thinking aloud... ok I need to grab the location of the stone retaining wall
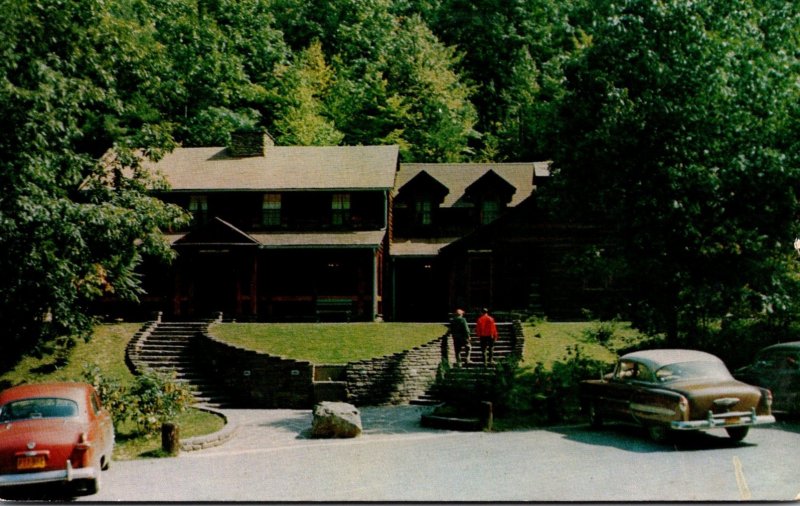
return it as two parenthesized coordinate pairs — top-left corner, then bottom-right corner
(193, 329), (448, 408)
(193, 332), (314, 408)
(344, 334), (447, 405)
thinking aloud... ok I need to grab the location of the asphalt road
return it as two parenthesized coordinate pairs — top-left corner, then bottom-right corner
(74, 405), (799, 502)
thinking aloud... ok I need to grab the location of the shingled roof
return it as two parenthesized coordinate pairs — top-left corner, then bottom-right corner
(394, 162), (547, 208)
(141, 144), (400, 191)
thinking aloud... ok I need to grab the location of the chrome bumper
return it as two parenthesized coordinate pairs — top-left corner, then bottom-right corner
(671, 407), (776, 431)
(0, 460), (98, 487)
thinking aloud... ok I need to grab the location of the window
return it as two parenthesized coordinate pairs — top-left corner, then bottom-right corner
(415, 199), (433, 226)
(262, 193), (282, 227)
(480, 199), (500, 225)
(189, 195), (208, 224)
(331, 193), (351, 226)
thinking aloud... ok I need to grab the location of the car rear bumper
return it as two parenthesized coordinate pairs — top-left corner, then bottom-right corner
(670, 408), (776, 431)
(0, 459), (98, 487)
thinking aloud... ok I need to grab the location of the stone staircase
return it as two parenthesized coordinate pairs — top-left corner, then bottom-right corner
(412, 322), (520, 406)
(126, 320), (227, 407)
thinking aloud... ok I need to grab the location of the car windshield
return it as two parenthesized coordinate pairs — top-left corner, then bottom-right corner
(654, 360), (733, 383)
(0, 398), (79, 421)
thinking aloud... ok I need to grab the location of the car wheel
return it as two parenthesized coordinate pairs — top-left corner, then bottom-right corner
(76, 475), (101, 496)
(647, 424), (670, 443)
(725, 426), (749, 442)
(101, 454), (110, 471)
(588, 402), (603, 429)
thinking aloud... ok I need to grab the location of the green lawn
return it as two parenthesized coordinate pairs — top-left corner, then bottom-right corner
(209, 322), (448, 363)
(0, 323), (224, 461)
(1, 319), (648, 457)
(521, 320), (647, 370)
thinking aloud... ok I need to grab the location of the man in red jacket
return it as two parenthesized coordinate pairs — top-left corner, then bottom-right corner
(476, 308), (499, 366)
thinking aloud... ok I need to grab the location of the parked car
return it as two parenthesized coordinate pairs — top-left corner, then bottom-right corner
(580, 349), (775, 443)
(734, 341), (800, 415)
(0, 382), (114, 496)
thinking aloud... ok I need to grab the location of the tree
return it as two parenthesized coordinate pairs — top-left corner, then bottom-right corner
(428, 0), (577, 160)
(544, 0), (800, 342)
(0, 0), (187, 364)
(271, 0), (477, 161)
(274, 42), (345, 146)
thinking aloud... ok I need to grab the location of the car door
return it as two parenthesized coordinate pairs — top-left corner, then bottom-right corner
(600, 360), (642, 422)
(767, 350), (800, 412)
(90, 390), (114, 460)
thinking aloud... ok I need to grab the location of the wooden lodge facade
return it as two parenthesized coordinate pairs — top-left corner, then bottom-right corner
(97, 132), (607, 322)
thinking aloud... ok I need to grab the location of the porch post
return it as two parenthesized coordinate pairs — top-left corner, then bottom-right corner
(372, 248), (379, 321)
(250, 253), (258, 315)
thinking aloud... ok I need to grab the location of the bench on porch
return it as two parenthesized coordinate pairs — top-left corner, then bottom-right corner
(315, 298), (354, 322)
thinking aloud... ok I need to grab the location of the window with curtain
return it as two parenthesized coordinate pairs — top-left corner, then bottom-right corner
(189, 195), (208, 224)
(262, 193), (282, 227)
(331, 193), (351, 226)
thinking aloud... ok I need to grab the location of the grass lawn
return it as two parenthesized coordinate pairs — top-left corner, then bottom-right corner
(0, 323), (225, 461)
(520, 320), (646, 370)
(209, 322), (448, 363)
(1, 318), (651, 456)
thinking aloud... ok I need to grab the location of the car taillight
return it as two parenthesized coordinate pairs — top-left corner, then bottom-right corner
(76, 432), (92, 451)
(678, 395), (689, 414)
(765, 389), (773, 408)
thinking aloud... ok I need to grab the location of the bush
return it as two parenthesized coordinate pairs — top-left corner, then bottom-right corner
(82, 364), (194, 435)
(128, 371), (195, 434)
(496, 345), (609, 425)
(434, 345), (610, 427)
(582, 320), (618, 345)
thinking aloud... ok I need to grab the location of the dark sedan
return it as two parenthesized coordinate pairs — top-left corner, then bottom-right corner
(581, 349), (775, 443)
(735, 341), (800, 415)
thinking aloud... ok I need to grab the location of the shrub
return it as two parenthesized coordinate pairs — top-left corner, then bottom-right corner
(82, 365), (194, 435)
(498, 345), (609, 425)
(582, 320), (618, 345)
(127, 371), (195, 434)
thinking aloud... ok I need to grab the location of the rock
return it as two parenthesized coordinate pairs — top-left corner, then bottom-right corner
(311, 401), (362, 438)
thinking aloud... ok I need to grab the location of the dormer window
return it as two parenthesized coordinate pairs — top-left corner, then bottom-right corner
(480, 198), (500, 225)
(262, 193), (282, 227)
(189, 195), (208, 225)
(415, 199), (433, 226)
(331, 193), (351, 226)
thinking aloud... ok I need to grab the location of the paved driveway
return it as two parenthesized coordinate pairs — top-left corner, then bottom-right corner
(194, 404), (442, 454)
(76, 406), (800, 502)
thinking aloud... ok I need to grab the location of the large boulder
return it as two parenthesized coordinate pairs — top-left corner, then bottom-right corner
(311, 401), (362, 438)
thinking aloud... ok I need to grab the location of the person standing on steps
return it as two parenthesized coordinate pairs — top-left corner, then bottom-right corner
(476, 308), (499, 366)
(448, 308), (471, 367)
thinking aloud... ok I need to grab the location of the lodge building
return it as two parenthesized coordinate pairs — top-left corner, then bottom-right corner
(100, 131), (607, 322)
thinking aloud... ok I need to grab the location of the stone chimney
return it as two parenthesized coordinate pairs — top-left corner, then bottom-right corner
(228, 130), (274, 157)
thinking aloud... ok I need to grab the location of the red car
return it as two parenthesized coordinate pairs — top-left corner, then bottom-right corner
(0, 382), (114, 496)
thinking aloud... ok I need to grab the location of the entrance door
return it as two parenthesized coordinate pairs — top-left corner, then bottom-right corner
(192, 252), (237, 317)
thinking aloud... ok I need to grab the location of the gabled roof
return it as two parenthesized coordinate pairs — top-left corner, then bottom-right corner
(395, 162), (545, 208)
(167, 220), (386, 250)
(464, 169), (517, 203)
(174, 217), (260, 247)
(394, 170), (450, 203)
(142, 144), (399, 191)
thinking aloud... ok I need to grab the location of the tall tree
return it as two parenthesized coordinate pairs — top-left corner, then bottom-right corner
(271, 0), (476, 161)
(544, 0), (800, 341)
(429, 0), (577, 160)
(274, 42), (345, 146)
(0, 0), (187, 363)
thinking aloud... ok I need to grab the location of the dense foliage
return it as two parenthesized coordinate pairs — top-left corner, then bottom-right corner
(1, 0), (798, 356)
(543, 0), (800, 344)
